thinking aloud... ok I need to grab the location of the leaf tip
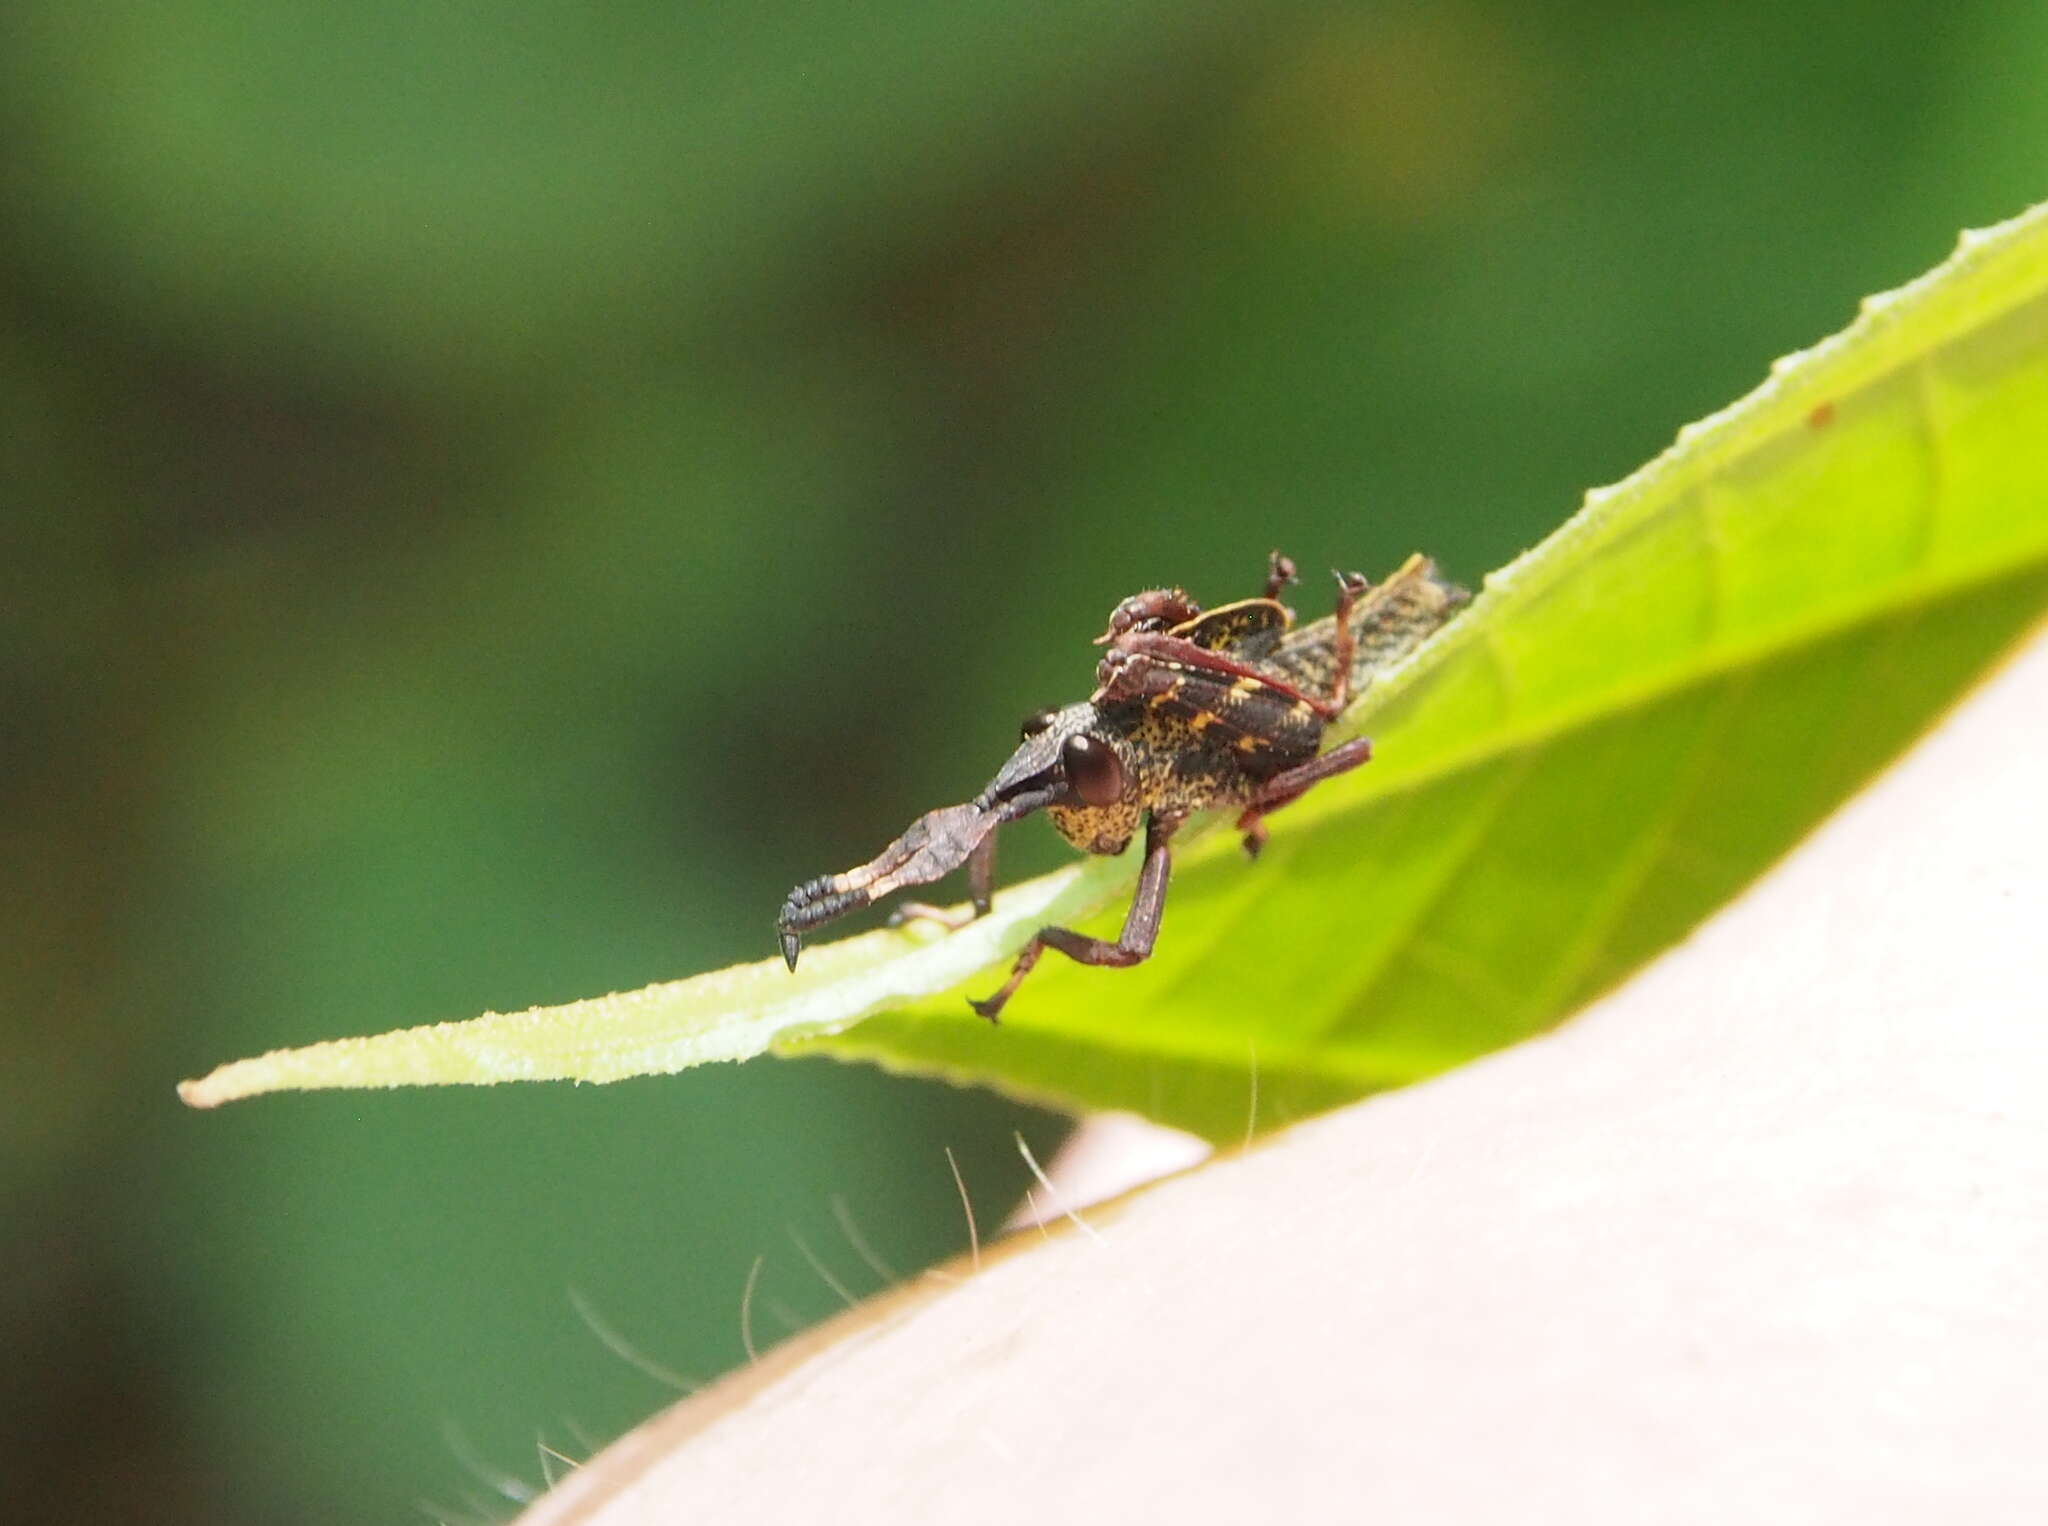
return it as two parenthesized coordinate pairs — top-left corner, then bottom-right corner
(178, 1056), (270, 1109)
(177, 1072), (227, 1109)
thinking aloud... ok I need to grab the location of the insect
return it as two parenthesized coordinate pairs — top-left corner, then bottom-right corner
(777, 551), (1469, 1020)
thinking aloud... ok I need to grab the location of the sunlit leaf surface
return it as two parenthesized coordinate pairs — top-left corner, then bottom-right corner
(184, 205), (2048, 1138)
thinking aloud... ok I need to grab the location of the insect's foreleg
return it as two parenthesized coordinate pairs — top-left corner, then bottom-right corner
(777, 801), (993, 970)
(969, 815), (1179, 1022)
(887, 830), (997, 933)
(1236, 738), (1372, 858)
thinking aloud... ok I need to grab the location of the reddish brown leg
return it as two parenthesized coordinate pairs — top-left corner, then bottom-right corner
(1236, 738), (1372, 858)
(1325, 570), (1373, 713)
(888, 831), (997, 932)
(969, 814), (1180, 1022)
(1262, 550), (1299, 601)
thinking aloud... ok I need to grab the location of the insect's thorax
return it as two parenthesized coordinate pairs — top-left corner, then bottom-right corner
(1043, 693), (1323, 856)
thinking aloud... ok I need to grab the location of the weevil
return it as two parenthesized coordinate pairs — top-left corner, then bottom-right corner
(777, 550), (1469, 1020)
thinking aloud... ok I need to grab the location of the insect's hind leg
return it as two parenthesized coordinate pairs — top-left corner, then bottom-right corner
(1235, 738), (1372, 858)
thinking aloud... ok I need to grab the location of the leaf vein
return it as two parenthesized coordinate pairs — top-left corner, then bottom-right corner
(1305, 749), (1541, 1043)
(1522, 669), (1756, 1020)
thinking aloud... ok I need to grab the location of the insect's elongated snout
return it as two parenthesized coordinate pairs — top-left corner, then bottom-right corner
(775, 800), (997, 970)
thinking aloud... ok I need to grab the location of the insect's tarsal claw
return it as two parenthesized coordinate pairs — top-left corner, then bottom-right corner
(779, 930), (803, 971)
(966, 994), (1003, 1025)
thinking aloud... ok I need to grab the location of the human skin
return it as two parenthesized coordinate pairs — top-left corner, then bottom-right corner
(523, 625), (2048, 1526)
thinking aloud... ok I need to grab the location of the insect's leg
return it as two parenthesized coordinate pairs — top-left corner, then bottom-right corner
(1262, 551), (1299, 602)
(887, 830), (997, 932)
(1324, 570), (1374, 713)
(1235, 738), (1372, 858)
(969, 815), (1180, 1023)
(778, 800), (996, 970)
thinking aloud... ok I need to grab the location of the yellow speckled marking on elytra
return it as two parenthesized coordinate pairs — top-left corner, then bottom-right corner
(1146, 676), (1186, 711)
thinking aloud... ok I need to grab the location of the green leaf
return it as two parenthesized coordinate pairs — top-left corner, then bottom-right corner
(182, 204), (2048, 1137)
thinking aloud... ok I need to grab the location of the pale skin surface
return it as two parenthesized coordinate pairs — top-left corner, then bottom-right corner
(522, 626), (2048, 1526)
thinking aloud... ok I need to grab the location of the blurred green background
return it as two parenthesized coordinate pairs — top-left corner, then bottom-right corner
(3, 1), (2043, 1519)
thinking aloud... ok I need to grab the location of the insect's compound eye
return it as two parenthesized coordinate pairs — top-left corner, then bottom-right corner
(1060, 733), (1126, 807)
(1020, 708), (1058, 740)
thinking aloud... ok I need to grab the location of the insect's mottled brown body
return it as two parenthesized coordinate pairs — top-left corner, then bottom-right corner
(778, 552), (1468, 1019)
